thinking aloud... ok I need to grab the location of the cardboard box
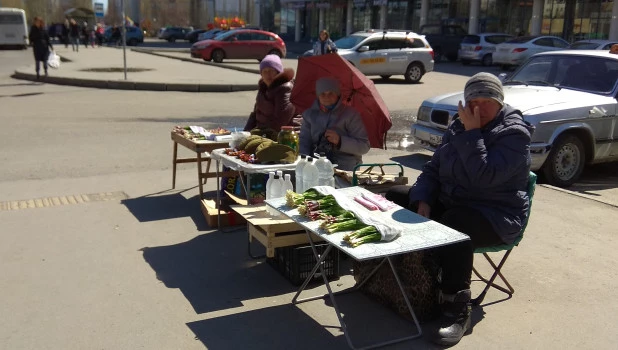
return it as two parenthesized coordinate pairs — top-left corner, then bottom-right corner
(201, 198), (246, 228)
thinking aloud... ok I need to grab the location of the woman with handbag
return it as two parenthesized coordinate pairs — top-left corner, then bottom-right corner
(28, 17), (53, 80)
(312, 29), (337, 56)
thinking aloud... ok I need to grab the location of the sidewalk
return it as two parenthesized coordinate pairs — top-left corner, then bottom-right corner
(12, 46), (261, 92)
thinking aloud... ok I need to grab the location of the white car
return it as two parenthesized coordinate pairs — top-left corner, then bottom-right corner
(411, 50), (618, 187)
(493, 35), (569, 69)
(331, 30), (435, 83)
(458, 33), (514, 66)
(569, 39), (618, 50)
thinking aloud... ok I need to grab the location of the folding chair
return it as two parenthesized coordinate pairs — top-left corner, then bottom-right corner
(471, 171), (537, 305)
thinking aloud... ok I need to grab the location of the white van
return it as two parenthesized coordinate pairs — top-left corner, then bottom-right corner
(0, 7), (28, 48)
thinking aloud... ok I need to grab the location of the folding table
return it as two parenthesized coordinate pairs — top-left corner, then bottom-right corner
(266, 186), (470, 350)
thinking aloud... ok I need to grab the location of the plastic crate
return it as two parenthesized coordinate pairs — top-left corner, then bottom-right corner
(267, 243), (339, 286)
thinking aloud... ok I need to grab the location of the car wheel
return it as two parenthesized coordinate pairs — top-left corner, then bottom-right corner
(380, 75), (391, 80)
(268, 49), (282, 57)
(481, 54), (492, 66)
(212, 49), (225, 63)
(404, 62), (424, 83)
(128, 38), (138, 46)
(170, 37), (176, 43)
(542, 134), (586, 187)
(461, 60), (471, 66)
(446, 54), (458, 62)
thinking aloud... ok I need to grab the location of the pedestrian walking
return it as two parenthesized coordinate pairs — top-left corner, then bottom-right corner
(82, 22), (90, 48)
(312, 29), (337, 56)
(69, 19), (80, 52)
(28, 16), (53, 80)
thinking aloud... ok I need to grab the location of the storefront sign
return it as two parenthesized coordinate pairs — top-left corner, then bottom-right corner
(373, 0), (388, 6)
(286, 2), (306, 9)
(354, 0), (367, 7)
(316, 2), (331, 9)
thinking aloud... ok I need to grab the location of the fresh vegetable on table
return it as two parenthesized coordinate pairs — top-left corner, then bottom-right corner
(343, 225), (381, 247)
(285, 189), (323, 207)
(323, 219), (367, 234)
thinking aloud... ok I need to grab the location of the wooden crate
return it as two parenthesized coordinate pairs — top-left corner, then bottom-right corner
(231, 204), (323, 258)
(201, 198), (246, 228)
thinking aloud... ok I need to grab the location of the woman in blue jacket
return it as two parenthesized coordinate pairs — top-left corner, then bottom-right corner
(386, 72), (534, 346)
(312, 29), (337, 55)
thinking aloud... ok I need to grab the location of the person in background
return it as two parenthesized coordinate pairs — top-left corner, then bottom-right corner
(609, 44), (618, 54)
(385, 72), (534, 346)
(62, 19), (70, 48)
(95, 24), (105, 47)
(28, 16), (53, 80)
(110, 26), (122, 47)
(81, 22), (90, 48)
(243, 54), (297, 133)
(298, 77), (370, 171)
(68, 18), (80, 52)
(312, 29), (337, 56)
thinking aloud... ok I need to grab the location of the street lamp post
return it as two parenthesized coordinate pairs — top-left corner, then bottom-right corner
(121, 0), (127, 80)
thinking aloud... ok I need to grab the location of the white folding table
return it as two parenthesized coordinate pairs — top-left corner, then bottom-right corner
(265, 186), (470, 350)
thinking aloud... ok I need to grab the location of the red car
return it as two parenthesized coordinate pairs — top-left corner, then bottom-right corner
(190, 29), (286, 63)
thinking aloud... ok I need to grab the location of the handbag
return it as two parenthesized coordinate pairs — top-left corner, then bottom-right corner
(47, 51), (60, 69)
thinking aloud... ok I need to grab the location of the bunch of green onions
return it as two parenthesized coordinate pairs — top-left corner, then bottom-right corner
(343, 226), (382, 247)
(285, 189), (323, 207)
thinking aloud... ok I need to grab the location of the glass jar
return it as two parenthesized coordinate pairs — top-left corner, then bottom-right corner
(277, 126), (299, 155)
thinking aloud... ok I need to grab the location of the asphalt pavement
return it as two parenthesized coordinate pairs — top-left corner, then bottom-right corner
(1, 47), (617, 350)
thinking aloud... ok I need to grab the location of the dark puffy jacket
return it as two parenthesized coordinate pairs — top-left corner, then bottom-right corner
(28, 25), (52, 61)
(243, 68), (297, 132)
(409, 105), (534, 244)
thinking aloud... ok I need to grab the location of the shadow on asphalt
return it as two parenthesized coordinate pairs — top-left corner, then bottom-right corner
(559, 162), (618, 193)
(391, 153), (432, 172)
(122, 192), (209, 231)
(187, 290), (444, 349)
(139, 229), (302, 314)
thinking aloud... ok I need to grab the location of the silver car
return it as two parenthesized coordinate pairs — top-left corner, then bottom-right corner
(493, 35), (569, 69)
(411, 50), (618, 187)
(458, 33), (514, 66)
(334, 30), (434, 83)
(569, 39), (618, 50)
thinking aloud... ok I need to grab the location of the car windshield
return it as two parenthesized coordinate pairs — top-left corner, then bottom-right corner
(213, 31), (232, 40)
(462, 35), (480, 44)
(505, 55), (618, 94)
(334, 35), (367, 49)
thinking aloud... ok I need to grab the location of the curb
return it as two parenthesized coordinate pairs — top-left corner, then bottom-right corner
(132, 48), (261, 75)
(11, 70), (258, 93)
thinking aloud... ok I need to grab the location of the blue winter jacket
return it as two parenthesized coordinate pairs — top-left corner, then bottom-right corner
(409, 105), (534, 244)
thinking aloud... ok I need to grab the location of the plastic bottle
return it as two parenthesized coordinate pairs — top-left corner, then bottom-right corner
(269, 174), (283, 217)
(302, 156), (319, 191)
(265, 171), (276, 215)
(283, 174), (294, 194)
(315, 153), (335, 187)
(295, 154), (308, 193)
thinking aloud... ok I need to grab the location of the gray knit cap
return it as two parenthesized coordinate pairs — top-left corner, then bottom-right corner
(316, 77), (341, 95)
(464, 72), (504, 105)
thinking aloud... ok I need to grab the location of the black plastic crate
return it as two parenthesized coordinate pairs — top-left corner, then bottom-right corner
(267, 243), (340, 286)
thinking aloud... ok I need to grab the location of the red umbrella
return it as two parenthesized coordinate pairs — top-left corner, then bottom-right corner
(290, 54), (392, 149)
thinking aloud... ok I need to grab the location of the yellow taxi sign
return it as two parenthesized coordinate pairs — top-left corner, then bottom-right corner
(360, 57), (387, 64)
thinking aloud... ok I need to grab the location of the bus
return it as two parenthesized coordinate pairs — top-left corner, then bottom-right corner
(0, 7), (28, 49)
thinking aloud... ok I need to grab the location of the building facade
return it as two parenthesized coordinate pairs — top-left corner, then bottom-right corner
(259, 0), (618, 42)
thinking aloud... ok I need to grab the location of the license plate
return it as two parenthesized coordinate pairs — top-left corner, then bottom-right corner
(429, 134), (442, 145)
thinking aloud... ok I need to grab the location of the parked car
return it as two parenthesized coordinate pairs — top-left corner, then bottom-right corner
(191, 29), (286, 63)
(185, 29), (208, 43)
(325, 30), (434, 83)
(197, 28), (227, 42)
(156, 27), (166, 39)
(103, 26), (144, 46)
(411, 50), (618, 187)
(493, 35), (569, 69)
(419, 24), (467, 62)
(160, 27), (191, 42)
(458, 33), (514, 66)
(569, 39), (618, 50)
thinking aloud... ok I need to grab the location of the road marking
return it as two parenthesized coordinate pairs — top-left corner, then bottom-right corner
(0, 191), (129, 211)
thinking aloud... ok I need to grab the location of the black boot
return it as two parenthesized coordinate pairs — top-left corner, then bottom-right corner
(433, 289), (472, 346)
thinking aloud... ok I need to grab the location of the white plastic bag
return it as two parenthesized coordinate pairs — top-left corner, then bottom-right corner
(47, 51), (60, 69)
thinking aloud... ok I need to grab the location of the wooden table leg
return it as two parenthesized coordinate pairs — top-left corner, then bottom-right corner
(202, 157), (212, 185)
(197, 151), (204, 199)
(172, 141), (178, 189)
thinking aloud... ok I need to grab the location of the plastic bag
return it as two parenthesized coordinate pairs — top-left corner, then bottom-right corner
(47, 51), (60, 69)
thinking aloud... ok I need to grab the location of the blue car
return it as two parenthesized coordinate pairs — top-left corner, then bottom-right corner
(104, 26), (144, 46)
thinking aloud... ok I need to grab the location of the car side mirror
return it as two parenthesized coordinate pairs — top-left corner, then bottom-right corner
(357, 45), (369, 52)
(498, 73), (508, 82)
